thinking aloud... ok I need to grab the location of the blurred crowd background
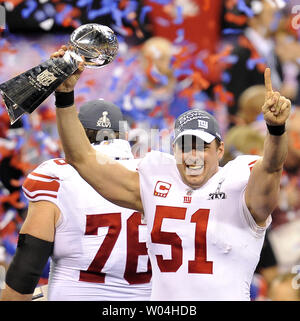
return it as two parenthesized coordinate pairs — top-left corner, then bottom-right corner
(0, 0), (300, 301)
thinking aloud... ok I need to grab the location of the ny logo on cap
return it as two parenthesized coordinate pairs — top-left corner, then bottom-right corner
(197, 120), (208, 129)
(97, 111), (111, 128)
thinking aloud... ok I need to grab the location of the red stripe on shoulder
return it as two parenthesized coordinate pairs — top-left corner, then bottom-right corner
(248, 160), (258, 172)
(248, 160), (257, 166)
(23, 177), (60, 193)
(23, 190), (57, 200)
(30, 172), (60, 180)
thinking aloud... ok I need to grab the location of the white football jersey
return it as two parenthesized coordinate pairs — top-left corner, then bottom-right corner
(138, 151), (271, 301)
(22, 140), (151, 301)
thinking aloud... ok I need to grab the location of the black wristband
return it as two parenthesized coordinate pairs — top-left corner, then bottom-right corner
(55, 91), (74, 108)
(266, 123), (286, 136)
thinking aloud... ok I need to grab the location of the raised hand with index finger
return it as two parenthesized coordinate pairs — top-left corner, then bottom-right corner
(262, 67), (291, 127)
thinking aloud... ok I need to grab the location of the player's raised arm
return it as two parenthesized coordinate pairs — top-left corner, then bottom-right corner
(245, 67), (291, 225)
(53, 47), (142, 212)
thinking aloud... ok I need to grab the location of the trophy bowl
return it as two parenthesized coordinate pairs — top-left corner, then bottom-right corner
(69, 23), (119, 69)
(0, 23), (119, 124)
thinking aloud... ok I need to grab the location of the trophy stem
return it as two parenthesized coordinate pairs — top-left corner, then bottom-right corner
(0, 51), (79, 125)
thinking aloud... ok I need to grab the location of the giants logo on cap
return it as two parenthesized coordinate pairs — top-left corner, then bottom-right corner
(197, 120), (208, 129)
(154, 181), (171, 198)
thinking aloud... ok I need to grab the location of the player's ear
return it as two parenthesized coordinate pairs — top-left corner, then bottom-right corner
(217, 141), (225, 161)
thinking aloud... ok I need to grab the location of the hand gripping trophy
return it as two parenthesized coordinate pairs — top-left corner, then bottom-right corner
(0, 24), (118, 124)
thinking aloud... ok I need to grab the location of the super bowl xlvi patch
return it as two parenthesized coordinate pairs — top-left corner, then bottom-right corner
(208, 178), (226, 200)
(97, 111), (111, 128)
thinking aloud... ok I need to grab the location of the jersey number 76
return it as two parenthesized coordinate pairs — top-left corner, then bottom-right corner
(79, 212), (151, 284)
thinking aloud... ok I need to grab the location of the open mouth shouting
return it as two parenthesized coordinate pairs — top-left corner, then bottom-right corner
(184, 160), (204, 176)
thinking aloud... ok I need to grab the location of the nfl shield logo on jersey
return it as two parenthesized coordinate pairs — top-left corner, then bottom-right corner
(154, 181), (171, 198)
(183, 189), (193, 203)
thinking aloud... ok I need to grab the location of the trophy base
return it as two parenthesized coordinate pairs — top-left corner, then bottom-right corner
(0, 91), (25, 124)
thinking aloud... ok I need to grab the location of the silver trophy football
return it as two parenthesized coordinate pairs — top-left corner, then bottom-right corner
(0, 23), (119, 124)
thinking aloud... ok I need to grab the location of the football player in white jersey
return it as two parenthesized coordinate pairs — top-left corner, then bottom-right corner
(0, 99), (151, 301)
(53, 47), (290, 300)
